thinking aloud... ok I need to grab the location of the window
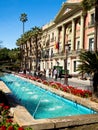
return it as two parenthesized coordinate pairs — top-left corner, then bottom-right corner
(77, 41), (80, 50)
(67, 42), (71, 51)
(89, 13), (95, 26)
(48, 34), (50, 42)
(51, 48), (53, 57)
(51, 62), (53, 68)
(51, 33), (54, 42)
(89, 38), (94, 51)
(91, 13), (95, 25)
(73, 61), (76, 72)
(43, 63), (44, 69)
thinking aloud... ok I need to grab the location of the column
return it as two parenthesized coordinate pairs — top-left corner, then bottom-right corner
(71, 19), (75, 51)
(62, 25), (65, 52)
(55, 27), (59, 53)
(56, 27), (59, 42)
(80, 15), (84, 49)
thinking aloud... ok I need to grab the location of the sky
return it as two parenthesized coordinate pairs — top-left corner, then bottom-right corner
(0, 0), (66, 49)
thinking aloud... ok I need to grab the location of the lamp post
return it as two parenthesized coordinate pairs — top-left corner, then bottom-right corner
(64, 44), (70, 85)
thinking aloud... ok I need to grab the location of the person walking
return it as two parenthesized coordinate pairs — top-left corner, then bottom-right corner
(43, 68), (46, 78)
(54, 68), (57, 81)
(49, 68), (51, 78)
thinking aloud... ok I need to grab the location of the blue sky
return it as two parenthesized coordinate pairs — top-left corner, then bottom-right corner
(0, 0), (66, 49)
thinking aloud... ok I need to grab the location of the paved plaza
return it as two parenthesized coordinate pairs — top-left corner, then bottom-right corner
(47, 77), (93, 91)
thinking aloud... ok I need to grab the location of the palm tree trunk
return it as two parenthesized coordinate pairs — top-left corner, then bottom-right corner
(23, 22), (25, 34)
(29, 39), (32, 70)
(35, 35), (38, 70)
(93, 72), (98, 96)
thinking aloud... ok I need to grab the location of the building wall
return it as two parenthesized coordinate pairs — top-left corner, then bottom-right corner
(40, 1), (95, 77)
(21, 1), (95, 77)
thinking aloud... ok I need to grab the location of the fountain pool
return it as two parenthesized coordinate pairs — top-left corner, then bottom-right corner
(0, 74), (97, 119)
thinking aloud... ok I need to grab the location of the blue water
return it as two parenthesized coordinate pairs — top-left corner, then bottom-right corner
(0, 74), (96, 119)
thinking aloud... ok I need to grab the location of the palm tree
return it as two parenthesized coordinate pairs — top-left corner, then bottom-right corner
(31, 26), (42, 70)
(77, 51), (98, 95)
(24, 30), (34, 70)
(81, 0), (98, 51)
(20, 13), (28, 34)
(16, 37), (25, 68)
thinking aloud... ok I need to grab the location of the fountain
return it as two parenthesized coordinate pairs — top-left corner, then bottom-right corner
(0, 74), (97, 119)
(33, 90), (48, 118)
(66, 86), (78, 107)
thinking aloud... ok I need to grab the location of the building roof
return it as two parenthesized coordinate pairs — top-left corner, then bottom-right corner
(54, 1), (82, 23)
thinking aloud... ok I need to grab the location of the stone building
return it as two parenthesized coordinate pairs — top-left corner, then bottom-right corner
(40, 0), (95, 77)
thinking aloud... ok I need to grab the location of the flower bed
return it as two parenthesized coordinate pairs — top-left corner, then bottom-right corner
(17, 74), (92, 98)
(0, 90), (32, 130)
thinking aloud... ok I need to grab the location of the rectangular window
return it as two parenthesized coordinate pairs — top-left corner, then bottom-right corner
(51, 48), (53, 57)
(48, 34), (50, 41)
(51, 62), (53, 68)
(89, 38), (94, 51)
(74, 61), (76, 72)
(43, 63), (44, 70)
(77, 41), (80, 50)
(91, 13), (95, 25)
(51, 33), (54, 42)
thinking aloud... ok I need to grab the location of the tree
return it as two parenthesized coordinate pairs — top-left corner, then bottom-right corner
(16, 37), (25, 68)
(0, 48), (10, 61)
(0, 48), (21, 71)
(8, 48), (20, 62)
(77, 51), (98, 95)
(20, 13), (28, 34)
(31, 26), (42, 70)
(23, 30), (34, 70)
(16, 26), (42, 71)
(81, 0), (98, 51)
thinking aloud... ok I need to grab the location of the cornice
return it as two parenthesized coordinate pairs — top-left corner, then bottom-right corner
(54, 2), (82, 23)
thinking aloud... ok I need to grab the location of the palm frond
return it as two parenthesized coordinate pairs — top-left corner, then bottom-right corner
(77, 51), (98, 74)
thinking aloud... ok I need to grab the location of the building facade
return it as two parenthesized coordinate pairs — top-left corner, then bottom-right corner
(20, 0), (95, 77)
(40, 0), (95, 76)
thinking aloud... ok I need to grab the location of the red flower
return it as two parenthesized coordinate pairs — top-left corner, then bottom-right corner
(0, 126), (6, 130)
(8, 126), (14, 130)
(4, 106), (10, 110)
(0, 103), (5, 107)
(42, 80), (49, 85)
(18, 127), (24, 130)
(6, 119), (13, 123)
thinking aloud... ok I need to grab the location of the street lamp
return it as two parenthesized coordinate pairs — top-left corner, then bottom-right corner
(64, 44), (70, 85)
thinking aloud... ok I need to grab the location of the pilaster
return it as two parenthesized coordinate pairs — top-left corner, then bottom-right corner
(71, 19), (75, 50)
(80, 15), (84, 49)
(62, 25), (65, 52)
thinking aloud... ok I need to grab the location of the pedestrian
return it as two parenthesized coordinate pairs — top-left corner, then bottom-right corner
(54, 68), (57, 81)
(52, 68), (54, 78)
(23, 68), (26, 74)
(49, 68), (51, 78)
(44, 68), (46, 78)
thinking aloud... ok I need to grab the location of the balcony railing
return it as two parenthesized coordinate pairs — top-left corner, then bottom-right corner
(88, 21), (95, 27)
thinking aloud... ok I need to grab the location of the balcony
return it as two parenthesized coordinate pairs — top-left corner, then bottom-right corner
(88, 21), (95, 28)
(41, 50), (49, 59)
(51, 52), (65, 58)
(68, 50), (82, 57)
(51, 38), (54, 42)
